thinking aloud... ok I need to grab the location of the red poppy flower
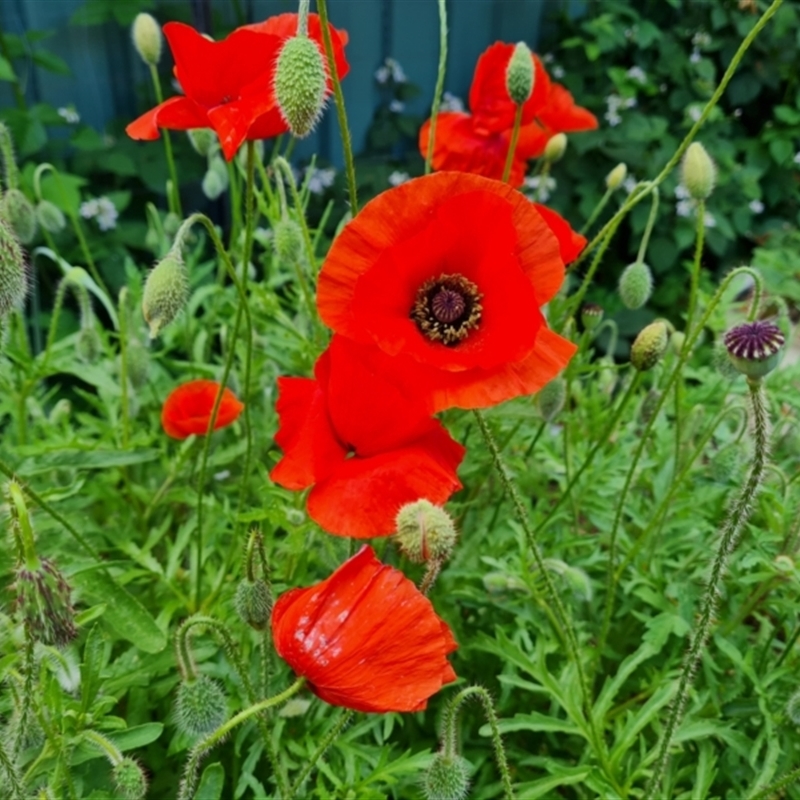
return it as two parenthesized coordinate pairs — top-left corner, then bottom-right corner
(316, 172), (578, 412)
(126, 14), (348, 160)
(272, 545), (457, 713)
(419, 42), (597, 186)
(271, 336), (464, 538)
(161, 380), (244, 439)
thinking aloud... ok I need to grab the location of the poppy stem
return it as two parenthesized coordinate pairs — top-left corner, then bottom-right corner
(316, 0), (358, 215)
(424, 0), (448, 176)
(0, 736), (23, 800)
(579, 185), (614, 236)
(635, 185), (659, 266)
(297, 0), (310, 36)
(148, 63), (183, 218)
(290, 709), (353, 795)
(746, 767), (800, 800)
(178, 678), (306, 800)
(501, 104), (524, 184)
(118, 287), (131, 449)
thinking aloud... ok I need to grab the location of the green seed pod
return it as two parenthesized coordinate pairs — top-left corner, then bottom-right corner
(580, 303), (604, 330)
(618, 261), (653, 310)
(187, 128), (216, 158)
(36, 199), (66, 233)
(0, 217), (27, 317)
(422, 752), (471, 800)
(723, 320), (784, 380)
(536, 376), (566, 422)
(126, 338), (150, 389)
(544, 133), (567, 163)
(174, 675), (228, 736)
(112, 758), (148, 800)
(142, 251), (188, 338)
(630, 320), (670, 372)
(273, 218), (304, 264)
(234, 578), (272, 631)
(395, 499), (458, 563)
(132, 12), (163, 66)
(505, 41), (534, 105)
(274, 36), (328, 138)
(2, 188), (37, 244)
(163, 212), (181, 238)
(606, 162), (627, 191)
(681, 142), (716, 201)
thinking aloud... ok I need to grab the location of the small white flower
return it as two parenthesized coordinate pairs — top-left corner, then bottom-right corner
(733, 108), (743, 118)
(793, 151), (800, 165)
(388, 170), (410, 187)
(674, 184), (691, 200)
(552, 65), (565, 79)
(387, 58), (407, 83)
(440, 91), (465, 113)
(688, 105), (703, 123)
(543, 53), (554, 63)
(57, 106), (80, 124)
(690, 49), (701, 64)
(95, 197), (118, 231)
(703, 211), (716, 228)
(623, 176), (638, 195)
(624, 97), (637, 109)
(374, 65), (390, 84)
(676, 199), (694, 218)
(606, 94), (623, 112)
(389, 99), (405, 114)
(306, 166), (336, 195)
(523, 175), (556, 202)
(692, 31), (711, 48)
(605, 110), (622, 127)
(749, 199), (764, 214)
(80, 198), (99, 219)
(626, 66), (647, 84)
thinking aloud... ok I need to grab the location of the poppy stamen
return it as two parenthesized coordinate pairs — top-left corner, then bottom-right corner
(411, 273), (483, 346)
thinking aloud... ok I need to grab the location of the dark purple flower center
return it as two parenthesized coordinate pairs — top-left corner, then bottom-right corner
(723, 320), (785, 361)
(410, 273), (483, 346)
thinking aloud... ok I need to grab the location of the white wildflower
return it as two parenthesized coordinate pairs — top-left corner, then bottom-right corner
(376, 58), (406, 85)
(793, 151), (800, 165)
(690, 49), (701, 64)
(389, 99), (405, 114)
(542, 53), (554, 63)
(703, 211), (716, 228)
(734, 108), (743, 118)
(80, 199), (99, 219)
(626, 66), (647, 84)
(676, 199), (694, 218)
(688, 105), (703, 123)
(623, 176), (638, 195)
(374, 65), (390, 84)
(95, 197), (118, 231)
(306, 166), (336, 195)
(749, 199), (764, 214)
(552, 65), (565, 79)
(624, 97), (637, 109)
(523, 175), (556, 202)
(388, 170), (410, 187)
(58, 106), (80, 124)
(440, 92), (465, 113)
(674, 184), (691, 200)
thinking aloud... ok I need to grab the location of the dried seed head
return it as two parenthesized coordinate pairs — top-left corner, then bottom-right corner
(15, 558), (77, 647)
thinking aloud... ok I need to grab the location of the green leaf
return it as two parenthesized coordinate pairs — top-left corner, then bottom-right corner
(513, 767), (592, 799)
(15, 448), (160, 476)
(70, 570), (167, 653)
(481, 712), (582, 737)
(196, 763), (225, 800)
(71, 724), (164, 765)
(32, 50), (70, 75)
(0, 56), (16, 82)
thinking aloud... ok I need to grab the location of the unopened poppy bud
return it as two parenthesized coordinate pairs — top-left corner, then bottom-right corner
(710, 443), (742, 484)
(395, 499), (457, 563)
(132, 13), (162, 67)
(234, 578), (272, 631)
(536, 376), (566, 421)
(15, 558), (77, 647)
(76, 326), (102, 363)
(187, 128), (216, 158)
(0, 217), (27, 317)
(670, 330), (686, 355)
(126, 338), (150, 388)
(631, 320), (670, 371)
(36, 199), (66, 233)
(681, 142), (716, 200)
(201, 155), (229, 201)
(274, 35), (328, 138)
(174, 675), (228, 736)
(112, 758), (148, 800)
(723, 319), (784, 380)
(544, 133), (567, 163)
(273, 218), (304, 264)
(639, 389), (662, 424)
(422, 752), (471, 800)
(618, 261), (653, 310)
(505, 41), (534, 105)
(142, 251), (188, 338)
(2, 188), (37, 244)
(163, 212), (181, 238)
(606, 162), (627, 191)
(580, 303), (604, 330)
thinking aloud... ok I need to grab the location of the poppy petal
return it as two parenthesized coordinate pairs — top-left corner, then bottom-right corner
(126, 96), (210, 140)
(207, 93), (277, 161)
(161, 380), (244, 439)
(531, 203), (587, 266)
(537, 82), (599, 133)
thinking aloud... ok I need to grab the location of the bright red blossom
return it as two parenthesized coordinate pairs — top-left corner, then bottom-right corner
(419, 42), (597, 186)
(271, 336), (464, 538)
(272, 545), (457, 713)
(161, 380), (244, 439)
(316, 172), (580, 413)
(126, 14), (348, 160)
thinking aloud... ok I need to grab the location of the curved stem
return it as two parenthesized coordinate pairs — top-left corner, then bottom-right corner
(635, 187), (659, 265)
(289, 709), (353, 795)
(501, 105), (524, 184)
(747, 767), (800, 800)
(580, 186), (613, 236)
(425, 0), (448, 176)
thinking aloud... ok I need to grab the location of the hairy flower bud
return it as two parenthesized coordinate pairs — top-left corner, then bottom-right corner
(2, 188), (37, 244)
(639, 388), (662, 424)
(36, 199), (66, 233)
(681, 142), (716, 200)
(187, 128), (216, 158)
(142, 251), (188, 338)
(0, 217), (27, 317)
(723, 319), (784, 380)
(670, 330), (686, 355)
(423, 752), (471, 800)
(15, 558), (77, 647)
(544, 133), (567, 163)
(112, 758), (148, 800)
(631, 320), (670, 371)
(536, 376), (566, 421)
(395, 500), (457, 563)
(234, 578), (272, 631)
(126, 338), (150, 389)
(505, 41), (534, 105)
(76, 325), (103, 363)
(274, 36), (328, 138)
(201, 155), (229, 201)
(606, 162), (627, 191)
(132, 13), (163, 66)
(580, 303), (604, 330)
(618, 261), (653, 310)
(273, 218), (304, 264)
(175, 675), (228, 736)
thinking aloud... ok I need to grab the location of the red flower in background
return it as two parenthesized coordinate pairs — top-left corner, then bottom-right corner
(419, 42), (597, 186)
(161, 380), (244, 439)
(271, 336), (464, 538)
(126, 14), (349, 160)
(272, 545), (457, 713)
(316, 172), (579, 413)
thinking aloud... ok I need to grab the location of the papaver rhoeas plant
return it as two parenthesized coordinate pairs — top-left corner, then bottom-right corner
(161, 380), (244, 439)
(126, 14), (348, 160)
(271, 545), (457, 713)
(271, 336), (464, 537)
(316, 171), (579, 412)
(419, 42), (597, 185)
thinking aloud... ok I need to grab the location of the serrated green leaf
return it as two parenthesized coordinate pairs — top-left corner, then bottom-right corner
(513, 767), (592, 799)
(195, 763), (225, 800)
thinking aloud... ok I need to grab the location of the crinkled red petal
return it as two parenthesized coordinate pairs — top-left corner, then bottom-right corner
(161, 380), (244, 439)
(531, 203), (587, 265)
(537, 82), (599, 132)
(126, 96), (210, 141)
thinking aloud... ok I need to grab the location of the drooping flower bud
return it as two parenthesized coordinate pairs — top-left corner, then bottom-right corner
(618, 261), (653, 310)
(681, 142), (716, 201)
(36, 199), (66, 233)
(132, 13), (163, 67)
(544, 133), (567, 163)
(580, 303), (604, 330)
(142, 251), (188, 338)
(631, 320), (670, 371)
(187, 128), (217, 158)
(201, 155), (229, 201)
(536, 376), (566, 421)
(395, 500), (457, 563)
(15, 558), (78, 647)
(422, 752), (472, 800)
(273, 218), (304, 264)
(606, 162), (627, 191)
(174, 675), (228, 736)
(723, 319), (784, 380)
(639, 389), (662, 424)
(274, 35), (328, 138)
(505, 42), (534, 105)
(1, 188), (37, 244)
(234, 578), (272, 631)
(0, 217), (27, 317)
(126, 338), (150, 389)
(112, 757), (148, 800)
(76, 325), (103, 363)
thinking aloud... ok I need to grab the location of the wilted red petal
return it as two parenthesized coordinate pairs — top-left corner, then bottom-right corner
(537, 82), (598, 133)
(272, 545), (457, 713)
(161, 380), (244, 439)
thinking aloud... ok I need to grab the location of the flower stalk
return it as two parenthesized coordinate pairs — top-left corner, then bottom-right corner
(424, 0), (448, 175)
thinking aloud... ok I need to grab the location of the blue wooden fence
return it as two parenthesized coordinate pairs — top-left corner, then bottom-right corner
(0, 0), (578, 165)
